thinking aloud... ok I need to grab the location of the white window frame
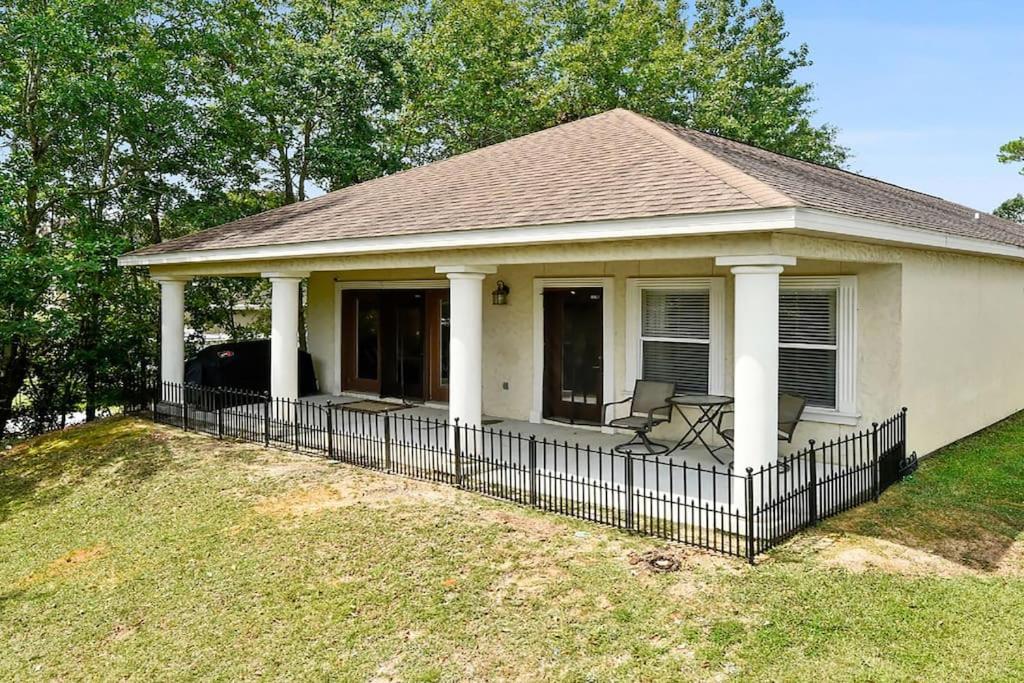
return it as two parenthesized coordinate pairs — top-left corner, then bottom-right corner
(779, 275), (858, 424)
(625, 277), (726, 398)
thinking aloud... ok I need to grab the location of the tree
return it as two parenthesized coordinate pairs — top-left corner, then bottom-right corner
(400, 0), (847, 166)
(0, 0), (208, 436)
(996, 137), (1024, 223)
(399, 0), (551, 159)
(204, 0), (410, 202)
(995, 195), (1024, 224)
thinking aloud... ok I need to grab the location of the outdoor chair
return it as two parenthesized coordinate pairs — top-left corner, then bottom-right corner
(716, 392), (807, 455)
(603, 380), (675, 455)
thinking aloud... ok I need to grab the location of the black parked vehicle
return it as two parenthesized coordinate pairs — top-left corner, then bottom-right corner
(184, 339), (318, 408)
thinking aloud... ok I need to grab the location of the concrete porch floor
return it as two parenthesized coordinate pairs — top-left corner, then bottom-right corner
(304, 393), (738, 471)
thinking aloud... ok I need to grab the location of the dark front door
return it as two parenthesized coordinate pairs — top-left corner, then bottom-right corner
(379, 291), (427, 400)
(543, 288), (603, 424)
(341, 290), (382, 394)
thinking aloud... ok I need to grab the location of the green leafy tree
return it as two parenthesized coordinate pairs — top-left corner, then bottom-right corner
(400, 0), (551, 158)
(996, 137), (1024, 223)
(0, 0), (204, 435)
(995, 195), (1024, 223)
(205, 0), (410, 202)
(401, 0), (847, 166)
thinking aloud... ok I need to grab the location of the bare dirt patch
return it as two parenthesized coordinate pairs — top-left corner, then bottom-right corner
(253, 474), (465, 518)
(628, 546), (737, 575)
(17, 544), (108, 588)
(490, 565), (568, 604)
(802, 533), (977, 577)
(994, 537), (1024, 576)
(254, 484), (363, 516)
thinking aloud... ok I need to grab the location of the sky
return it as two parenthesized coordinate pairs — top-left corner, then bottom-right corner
(777, 0), (1023, 213)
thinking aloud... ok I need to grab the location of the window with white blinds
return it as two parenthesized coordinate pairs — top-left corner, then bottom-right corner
(640, 289), (710, 393)
(779, 288), (838, 408)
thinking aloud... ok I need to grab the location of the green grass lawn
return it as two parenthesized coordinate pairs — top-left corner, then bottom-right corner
(3, 416), (1024, 681)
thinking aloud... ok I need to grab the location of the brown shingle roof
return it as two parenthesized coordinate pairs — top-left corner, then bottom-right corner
(127, 108), (1024, 257)
(647, 118), (1024, 248)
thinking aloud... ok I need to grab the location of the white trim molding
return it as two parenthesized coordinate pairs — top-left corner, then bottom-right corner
(624, 277), (726, 397)
(530, 277), (615, 432)
(123, 206), (1024, 268)
(119, 209), (794, 266)
(332, 279), (452, 397)
(779, 275), (858, 423)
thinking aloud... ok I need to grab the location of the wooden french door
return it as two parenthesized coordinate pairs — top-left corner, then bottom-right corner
(341, 289), (450, 402)
(542, 288), (603, 424)
(379, 291), (426, 400)
(426, 291), (450, 402)
(341, 290), (382, 394)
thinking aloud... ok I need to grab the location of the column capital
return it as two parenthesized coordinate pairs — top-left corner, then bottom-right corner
(261, 271), (310, 281)
(715, 255), (796, 269)
(151, 274), (192, 284)
(730, 265), (786, 276)
(435, 265), (497, 276)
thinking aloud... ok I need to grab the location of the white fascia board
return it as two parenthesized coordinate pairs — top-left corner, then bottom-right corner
(116, 208), (797, 266)
(792, 208), (1024, 261)
(117, 204), (1024, 267)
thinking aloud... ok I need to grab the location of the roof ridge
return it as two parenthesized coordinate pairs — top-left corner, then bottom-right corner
(613, 109), (798, 209)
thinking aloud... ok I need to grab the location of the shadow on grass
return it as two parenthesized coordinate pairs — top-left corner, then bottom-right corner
(822, 411), (1024, 572)
(0, 417), (177, 523)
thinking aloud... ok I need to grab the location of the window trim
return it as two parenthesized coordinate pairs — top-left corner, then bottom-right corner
(780, 275), (858, 423)
(625, 277), (726, 397)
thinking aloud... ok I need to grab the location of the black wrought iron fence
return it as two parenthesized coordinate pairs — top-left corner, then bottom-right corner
(147, 382), (915, 562)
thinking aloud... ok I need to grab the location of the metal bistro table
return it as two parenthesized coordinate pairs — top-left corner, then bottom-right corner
(666, 394), (734, 465)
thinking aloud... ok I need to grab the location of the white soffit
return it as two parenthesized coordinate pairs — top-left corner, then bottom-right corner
(118, 206), (1024, 267)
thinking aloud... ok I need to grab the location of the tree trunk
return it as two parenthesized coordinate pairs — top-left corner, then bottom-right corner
(149, 193), (162, 244)
(82, 291), (101, 422)
(297, 120), (312, 202)
(278, 141), (295, 205)
(0, 343), (31, 439)
(297, 281), (308, 352)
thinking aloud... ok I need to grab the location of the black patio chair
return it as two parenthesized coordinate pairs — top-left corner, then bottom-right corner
(716, 392), (807, 455)
(603, 380), (675, 455)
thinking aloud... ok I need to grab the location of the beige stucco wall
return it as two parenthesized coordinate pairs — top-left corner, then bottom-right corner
(159, 230), (1024, 458)
(897, 250), (1024, 455)
(298, 246), (902, 456)
(777, 234), (1024, 454)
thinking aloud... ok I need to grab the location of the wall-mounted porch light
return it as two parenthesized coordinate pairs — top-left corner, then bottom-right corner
(491, 280), (510, 305)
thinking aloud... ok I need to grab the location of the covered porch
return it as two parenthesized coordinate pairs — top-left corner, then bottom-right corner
(152, 238), (896, 479)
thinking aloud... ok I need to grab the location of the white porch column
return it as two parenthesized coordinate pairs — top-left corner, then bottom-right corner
(153, 275), (190, 386)
(436, 265), (497, 427)
(263, 271), (309, 400)
(716, 256), (796, 476)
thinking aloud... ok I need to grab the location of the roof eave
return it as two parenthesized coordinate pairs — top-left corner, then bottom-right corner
(117, 208), (799, 267)
(117, 206), (1024, 269)
(791, 208), (1024, 261)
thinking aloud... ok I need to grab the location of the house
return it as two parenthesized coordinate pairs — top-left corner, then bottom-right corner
(119, 108), (1024, 478)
